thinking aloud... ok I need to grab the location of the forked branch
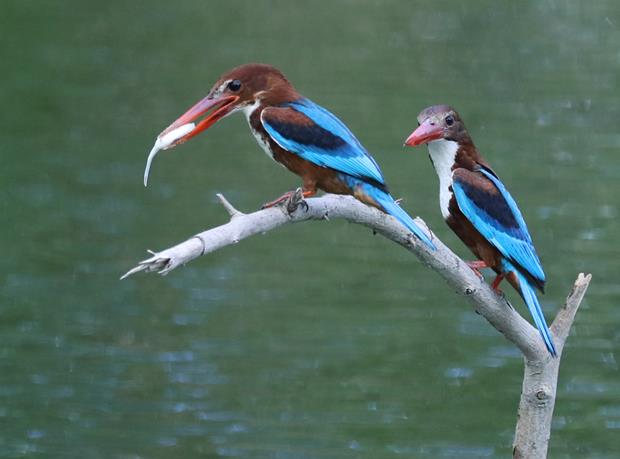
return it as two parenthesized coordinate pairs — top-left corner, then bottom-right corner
(122, 191), (591, 458)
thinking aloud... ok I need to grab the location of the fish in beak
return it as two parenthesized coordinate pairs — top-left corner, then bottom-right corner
(143, 94), (239, 186)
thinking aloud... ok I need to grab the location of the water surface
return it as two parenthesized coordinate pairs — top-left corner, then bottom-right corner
(1, 1), (619, 457)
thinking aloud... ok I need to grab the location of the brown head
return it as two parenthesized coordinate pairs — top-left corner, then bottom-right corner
(403, 105), (488, 173)
(143, 64), (300, 185)
(160, 63), (299, 146)
(404, 105), (473, 147)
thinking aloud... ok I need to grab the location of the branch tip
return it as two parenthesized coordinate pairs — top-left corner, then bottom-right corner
(217, 193), (245, 219)
(549, 272), (592, 345)
(120, 265), (145, 280)
(120, 250), (173, 280)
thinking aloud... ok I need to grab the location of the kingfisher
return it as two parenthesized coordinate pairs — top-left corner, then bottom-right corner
(144, 63), (434, 249)
(404, 105), (556, 355)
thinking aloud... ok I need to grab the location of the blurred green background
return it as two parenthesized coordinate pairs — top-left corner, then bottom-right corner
(1, 1), (619, 457)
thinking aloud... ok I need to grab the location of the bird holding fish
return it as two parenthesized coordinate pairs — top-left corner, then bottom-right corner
(143, 63), (434, 249)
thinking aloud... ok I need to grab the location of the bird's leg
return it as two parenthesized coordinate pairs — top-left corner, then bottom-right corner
(295, 190), (315, 212)
(293, 181), (318, 212)
(261, 191), (294, 209)
(491, 273), (506, 293)
(261, 189), (316, 210)
(467, 260), (488, 279)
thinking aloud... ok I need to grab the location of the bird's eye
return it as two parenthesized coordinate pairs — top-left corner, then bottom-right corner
(227, 80), (242, 92)
(445, 115), (454, 126)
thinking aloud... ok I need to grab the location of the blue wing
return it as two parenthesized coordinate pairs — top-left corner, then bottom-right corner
(452, 167), (545, 285)
(260, 98), (385, 186)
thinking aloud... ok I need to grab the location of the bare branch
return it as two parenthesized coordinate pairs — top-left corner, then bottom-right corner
(512, 273), (591, 459)
(550, 273), (592, 347)
(122, 192), (591, 457)
(122, 193), (578, 360)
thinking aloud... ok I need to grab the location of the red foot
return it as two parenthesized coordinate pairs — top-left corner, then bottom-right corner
(467, 260), (488, 279)
(261, 190), (316, 209)
(491, 273), (506, 293)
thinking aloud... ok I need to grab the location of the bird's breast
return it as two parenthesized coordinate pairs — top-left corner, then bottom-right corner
(249, 124), (277, 162)
(428, 139), (459, 220)
(438, 174), (454, 220)
(244, 102), (281, 165)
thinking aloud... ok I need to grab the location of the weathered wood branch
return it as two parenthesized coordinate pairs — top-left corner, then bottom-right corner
(122, 191), (591, 458)
(513, 272), (591, 458)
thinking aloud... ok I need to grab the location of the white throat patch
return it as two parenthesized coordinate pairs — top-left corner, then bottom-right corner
(241, 99), (261, 120)
(427, 139), (459, 219)
(241, 100), (277, 162)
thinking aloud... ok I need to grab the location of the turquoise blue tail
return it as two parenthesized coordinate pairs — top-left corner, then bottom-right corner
(367, 185), (435, 250)
(508, 262), (557, 356)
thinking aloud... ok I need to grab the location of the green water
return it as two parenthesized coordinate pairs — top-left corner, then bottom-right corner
(2, 1), (619, 457)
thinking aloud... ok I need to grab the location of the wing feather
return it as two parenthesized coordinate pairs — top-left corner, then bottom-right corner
(452, 167), (545, 284)
(260, 98), (385, 186)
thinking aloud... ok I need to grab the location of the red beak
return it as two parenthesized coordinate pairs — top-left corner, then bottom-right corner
(143, 94), (240, 186)
(404, 119), (443, 147)
(159, 94), (240, 146)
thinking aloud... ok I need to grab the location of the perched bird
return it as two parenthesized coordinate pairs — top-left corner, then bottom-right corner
(404, 105), (556, 355)
(144, 63), (434, 249)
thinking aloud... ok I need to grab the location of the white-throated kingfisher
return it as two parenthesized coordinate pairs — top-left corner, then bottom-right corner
(144, 63), (434, 249)
(404, 105), (556, 355)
